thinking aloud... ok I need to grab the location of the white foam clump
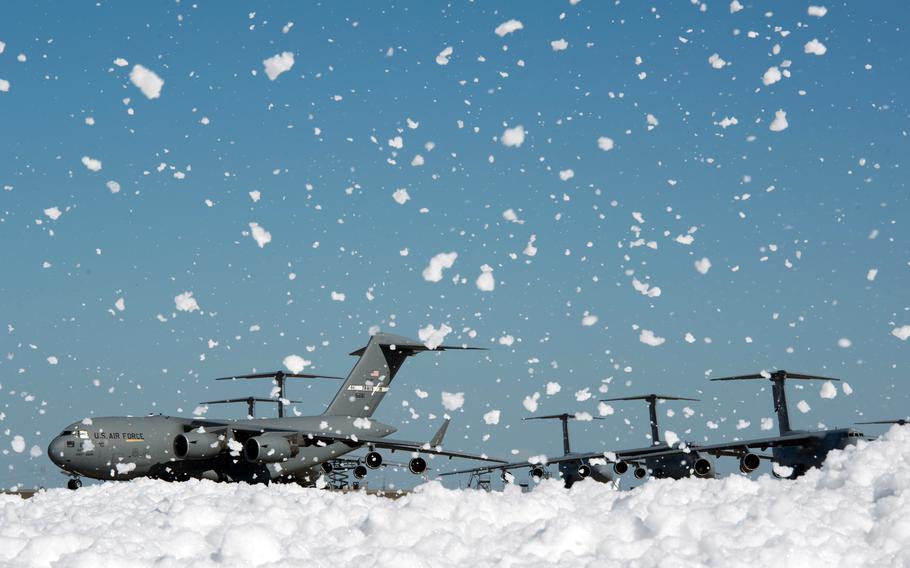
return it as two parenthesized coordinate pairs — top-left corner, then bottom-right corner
(422, 252), (458, 282)
(441, 391), (465, 411)
(639, 329), (665, 347)
(418, 323), (452, 350)
(174, 291), (200, 313)
(475, 264), (495, 292)
(81, 156), (102, 172)
(44, 207), (63, 220)
(494, 19), (523, 37)
(392, 188), (410, 205)
(263, 52), (295, 80)
(435, 46), (453, 66)
(9, 427), (910, 566)
(708, 53), (727, 69)
(501, 125), (525, 147)
(129, 65), (164, 99)
(804, 39), (827, 56)
(768, 110), (790, 133)
(808, 5), (828, 17)
(11, 435), (25, 453)
(248, 222), (272, 248)
(762, 66), (782, 86)
(597, 136), (614, 151)
(283, 354), (310, 374)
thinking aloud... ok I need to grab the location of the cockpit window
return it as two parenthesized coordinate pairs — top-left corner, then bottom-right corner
(78, 430), (90, 439)
(61, 430), (73, 436)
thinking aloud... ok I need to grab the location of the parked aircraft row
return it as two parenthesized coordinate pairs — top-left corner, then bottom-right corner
(443, 370), (893, 488)
(47, 333), (902, 491)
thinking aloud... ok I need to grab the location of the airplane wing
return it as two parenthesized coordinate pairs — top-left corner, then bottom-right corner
(437, 460), (543, 477)
(610, 432), (820, 461)
(307, 431), (507, 463)
(439, 450), (646, 477)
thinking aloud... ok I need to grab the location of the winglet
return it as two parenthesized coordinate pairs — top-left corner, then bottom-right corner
(430, 418), (451, 447)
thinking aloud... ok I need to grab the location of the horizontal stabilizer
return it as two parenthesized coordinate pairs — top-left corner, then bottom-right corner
(349, 333), (486, 356)
(200, 398), (302, 405)
(523, 413), (605, 421)
(214, 371), (344, 381)
(711, 370), (840, 382)
(602, 394), (700, 402)
(856, 419), (909, 425)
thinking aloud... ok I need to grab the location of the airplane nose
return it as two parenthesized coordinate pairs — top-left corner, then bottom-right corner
(48, 437), (66, 467)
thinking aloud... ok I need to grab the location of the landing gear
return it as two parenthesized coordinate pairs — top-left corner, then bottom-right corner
(67, 477), (82, 490)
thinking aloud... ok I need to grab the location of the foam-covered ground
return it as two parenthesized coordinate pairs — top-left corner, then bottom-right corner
(4, 427), (910, 568)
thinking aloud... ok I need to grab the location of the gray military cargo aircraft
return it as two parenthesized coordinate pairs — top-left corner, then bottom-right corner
(440, 394), (714, 487)
(639, 370), (866, 478)
(47, 332), (505, 489)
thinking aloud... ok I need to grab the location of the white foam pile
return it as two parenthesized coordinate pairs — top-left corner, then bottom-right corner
(4, 427), (910, 567)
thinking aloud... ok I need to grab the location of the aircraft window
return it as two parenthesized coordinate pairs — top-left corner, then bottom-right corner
(61, 430), (73, 436)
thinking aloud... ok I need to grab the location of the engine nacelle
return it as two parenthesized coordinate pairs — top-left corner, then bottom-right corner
(589, 464), (615, 484)
(174, 431), (225, 460)
(243, 434), (298, 463)
(693, 457), (714, 478)
(353, 465), (368, 479)
(577, 464), (592, 478)
(634, 467), (649, 480)
(740, 452), (761, 473)
(530, 466), (546, 479)
(321, 461), (334, 474)
(365, 451), (383, 469)
(408, 456), (427, 474)
(613, 461), (629, 475)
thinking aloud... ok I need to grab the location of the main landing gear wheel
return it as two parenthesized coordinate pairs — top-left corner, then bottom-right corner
(67, 478), (82, 490)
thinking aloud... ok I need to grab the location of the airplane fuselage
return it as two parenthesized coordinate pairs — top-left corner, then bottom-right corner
(47, 414), (397, 484)
(771, 428), (864, 478)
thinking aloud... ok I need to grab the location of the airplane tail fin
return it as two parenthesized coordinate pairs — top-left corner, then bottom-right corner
(430, 418), (451, 447)
(711, 370), (839, 436)
(323, 332), (484, 418)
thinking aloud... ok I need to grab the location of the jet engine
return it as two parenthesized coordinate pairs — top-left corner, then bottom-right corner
(693, 457), (714, 478)
(739, 452), (761, 474)
(613, 461), (629, 475)
(365, 451), (383, 469)
(408, 456), (427, 474)
(633, 467), (649, 480)
(577, 464), (592, 478)
(353, 465), (368, 479)
(173, 431), (225, 460)
(243, 434), (299, 463)
(530, 466), (546, 479)
(588, 464), (615, 484)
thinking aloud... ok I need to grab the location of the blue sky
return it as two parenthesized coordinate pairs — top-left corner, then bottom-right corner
(1, 1), (908, 489)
